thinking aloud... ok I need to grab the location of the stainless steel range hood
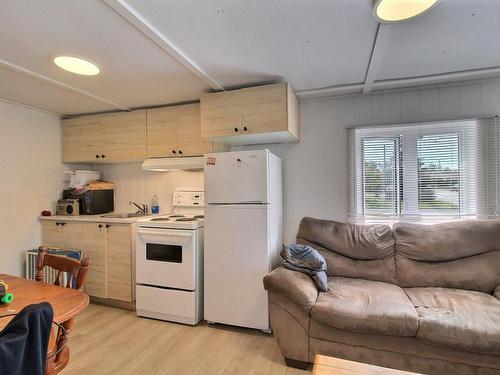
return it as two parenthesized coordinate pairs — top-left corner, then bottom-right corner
(142, 156), (204, 172)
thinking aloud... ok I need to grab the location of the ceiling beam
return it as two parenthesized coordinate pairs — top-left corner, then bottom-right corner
(362, 24), (392, 95)
(0, 96), (62, 117)
(296, 66), (500, 100)
(0, 59), (130, 111)
(103, 0), (224, 91)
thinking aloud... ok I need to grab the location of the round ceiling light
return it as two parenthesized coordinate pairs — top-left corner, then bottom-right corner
(53, 55), (100, 76)
(373, 0), (440, 23)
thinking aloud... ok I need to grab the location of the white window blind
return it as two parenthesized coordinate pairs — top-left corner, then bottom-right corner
(477, 117), (500, 218)
(348, 119), (494, 224)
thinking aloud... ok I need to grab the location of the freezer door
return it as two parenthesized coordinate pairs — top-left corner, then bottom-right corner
(204, 205), (270, 330)
(204, 150), (269, 204)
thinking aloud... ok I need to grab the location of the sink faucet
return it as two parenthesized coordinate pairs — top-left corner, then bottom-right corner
(129, 201), (148, 214)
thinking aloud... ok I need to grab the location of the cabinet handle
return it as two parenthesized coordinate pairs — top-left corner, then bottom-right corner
(101, 154), (106, 159)
(234, 127), (239, 132)
(243, 126), (248, 131)
(106, 224), (111, 229)
(61, 222), (66, 226)
(56, 222), (60, 226)
(98, 224), (103, 229)
(95, 155), (100, 159)
(172, 150), (177, 154)
(178, 150), (183, 155)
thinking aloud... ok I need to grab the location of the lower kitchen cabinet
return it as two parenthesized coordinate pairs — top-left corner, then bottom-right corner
(105, 224), (132, 301)
(83, 222), (107, 299)
(41, 221), (84, 250)
(40, 219), (134, 303)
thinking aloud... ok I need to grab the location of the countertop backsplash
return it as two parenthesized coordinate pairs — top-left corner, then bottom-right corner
(92, 163), (204, 214)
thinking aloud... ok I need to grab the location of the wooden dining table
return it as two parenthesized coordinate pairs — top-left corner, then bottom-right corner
(0, 274), (89, 373)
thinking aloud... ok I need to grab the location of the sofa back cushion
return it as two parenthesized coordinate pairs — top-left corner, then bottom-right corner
(393, 220), (500, 293)
(296, 217), (398, 284)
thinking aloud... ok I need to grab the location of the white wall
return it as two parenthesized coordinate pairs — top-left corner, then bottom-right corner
(237, 80), (500, 243)
(94, 163), (203, 214)
(0, 102), (65, 276)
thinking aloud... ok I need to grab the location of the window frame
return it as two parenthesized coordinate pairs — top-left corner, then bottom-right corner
(350, 120), (477, 223)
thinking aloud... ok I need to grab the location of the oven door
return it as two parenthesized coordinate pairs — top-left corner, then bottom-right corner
(136, 227), (197, 290)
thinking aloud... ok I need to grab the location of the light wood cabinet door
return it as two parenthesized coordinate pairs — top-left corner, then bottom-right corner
(62, 117), (102, 163)
(176, 103), (213, 156)
(83, 223), (107, 298)
(105, 224), (132, 302)
(100, 110), (147, 162)
(241, 83), (287, 134)
(201, 89), (242, 138)
(147, 106), (179, 158)
(60, 222), (84, 251)
(148, 104), (213, 157)
(41, 221), (63, 248)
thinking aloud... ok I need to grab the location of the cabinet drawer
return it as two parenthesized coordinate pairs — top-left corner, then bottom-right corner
(136, 285), (199, 325)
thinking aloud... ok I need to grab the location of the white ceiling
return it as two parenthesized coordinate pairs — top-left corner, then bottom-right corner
(0, 0), (499, 116)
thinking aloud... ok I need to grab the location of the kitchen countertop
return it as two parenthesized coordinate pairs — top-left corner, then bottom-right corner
(38, 213), (155, 224)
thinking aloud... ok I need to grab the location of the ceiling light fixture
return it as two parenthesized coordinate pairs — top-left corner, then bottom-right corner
(53, 55), (100, 76)
(373, 0), (440, 23)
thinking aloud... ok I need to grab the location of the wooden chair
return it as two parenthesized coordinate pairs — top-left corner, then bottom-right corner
(35, 246), (90, 374)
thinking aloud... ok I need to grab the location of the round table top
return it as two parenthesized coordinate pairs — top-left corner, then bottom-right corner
(0, 274), (89, 330)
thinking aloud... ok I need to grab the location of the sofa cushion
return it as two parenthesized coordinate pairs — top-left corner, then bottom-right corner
(394, 220), (500, 293)
(297, 217), (398, 284)
(405, 287), (500, 355)
(311, 277), (418, 337)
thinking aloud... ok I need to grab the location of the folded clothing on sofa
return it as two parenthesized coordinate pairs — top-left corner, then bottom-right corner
(281, 244), (328, 292)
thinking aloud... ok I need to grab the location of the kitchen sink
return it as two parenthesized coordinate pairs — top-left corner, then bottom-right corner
(100, 212), (147, 218)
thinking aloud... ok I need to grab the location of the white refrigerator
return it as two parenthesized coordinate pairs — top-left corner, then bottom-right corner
(204, 149), (282, 331)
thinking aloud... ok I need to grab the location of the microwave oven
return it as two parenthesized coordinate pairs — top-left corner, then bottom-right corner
(64, 189), (114, 215)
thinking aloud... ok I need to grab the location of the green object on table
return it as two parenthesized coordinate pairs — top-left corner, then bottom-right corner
(0, 292), (13, 303)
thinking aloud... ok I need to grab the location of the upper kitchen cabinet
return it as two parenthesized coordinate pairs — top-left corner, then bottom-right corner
(62, 111), (147, 163)
(147, 103), (215, 158)
(200, 82), (299, 145)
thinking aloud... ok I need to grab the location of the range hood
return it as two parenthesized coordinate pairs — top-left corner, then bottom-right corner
(142, 156), (204, 172)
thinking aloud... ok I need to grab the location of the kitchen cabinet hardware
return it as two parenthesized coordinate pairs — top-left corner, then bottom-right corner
(98, 224), (103, 229)
(106, 224), (111, 229)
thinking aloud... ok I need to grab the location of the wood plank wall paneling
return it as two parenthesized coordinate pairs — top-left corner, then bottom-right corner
(235, 79), (500, 243)
(94, 163), (203, 214)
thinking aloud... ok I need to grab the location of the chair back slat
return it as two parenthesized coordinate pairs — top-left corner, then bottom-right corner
(35, 247), (90, 291)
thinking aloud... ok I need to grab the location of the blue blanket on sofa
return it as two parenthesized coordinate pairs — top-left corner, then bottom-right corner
(280, 244), (328, 291)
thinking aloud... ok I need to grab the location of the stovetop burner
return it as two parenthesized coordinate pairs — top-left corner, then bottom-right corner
(168, 214), (185, 218)
(175, 217), (196, 222)
(150, 218), (170, 222)
(194, 215), (204, 219)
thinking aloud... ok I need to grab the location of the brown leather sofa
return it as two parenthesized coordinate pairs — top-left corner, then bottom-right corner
(263, 217), (500, 374)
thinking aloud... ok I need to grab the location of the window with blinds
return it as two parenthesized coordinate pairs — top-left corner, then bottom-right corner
(348, 118), (499, 223)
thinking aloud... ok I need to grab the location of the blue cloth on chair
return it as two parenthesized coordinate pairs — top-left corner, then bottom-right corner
(0, 302), (53, 375)
(281, 244), (329, 291)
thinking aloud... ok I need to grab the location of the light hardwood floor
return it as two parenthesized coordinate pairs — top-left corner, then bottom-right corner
(63, 303), (310, 375)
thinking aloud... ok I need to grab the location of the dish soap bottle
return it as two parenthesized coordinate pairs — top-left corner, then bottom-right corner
(151, 195), (160, 214)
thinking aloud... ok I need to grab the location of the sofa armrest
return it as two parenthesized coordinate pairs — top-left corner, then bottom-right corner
(263, 266), (319, 313)
(494, 285), (500, 300)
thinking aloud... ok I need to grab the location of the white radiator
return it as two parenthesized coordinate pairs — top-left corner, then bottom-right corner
(26, 249), (82, 286)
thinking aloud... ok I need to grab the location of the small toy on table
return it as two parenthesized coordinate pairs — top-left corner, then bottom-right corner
(0, 280), (14, 303)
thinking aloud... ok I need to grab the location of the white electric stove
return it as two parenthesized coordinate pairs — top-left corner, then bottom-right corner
(135, 189), (204, 325)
